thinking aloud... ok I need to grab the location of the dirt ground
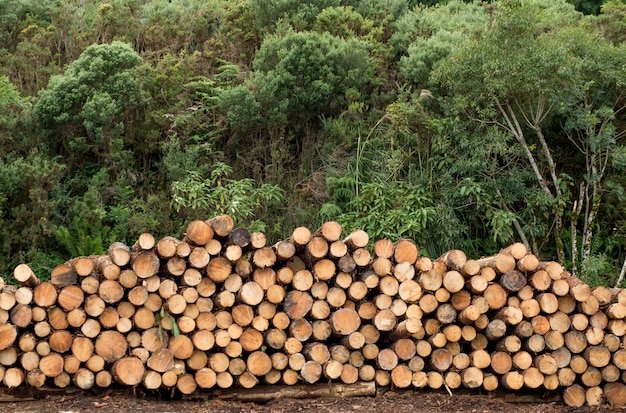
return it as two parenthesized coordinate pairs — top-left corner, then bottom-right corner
(0, 386), (618, 413)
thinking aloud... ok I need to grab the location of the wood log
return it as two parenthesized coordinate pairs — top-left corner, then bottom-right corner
(522, 367), (544, 389)
(9, 304), (31, 328)
(283, 291), (313, 320)
(372, 238), (394, 259)
(13, 264), (40, 287)
(372, 258), (393, 276)
(461, 366), (484, 389)
(565, 275), (592, 302)
(131, 251), (160, 279)
(393, 239), (418, 264)
(430, 348), (452, 372)
(107, 242), (131, 267)
(500, 270), (527, 292)
(290, 227), (312, 248)
(352, 248), (370, 267)
(565, 330), (588, 354)
(0, 324), (17, 351)
(33, 282), (57, 308)
(131, 232), (155, 252)
(483, 284), (507, 310)
(331, 308), (361, 336)
(499, 242), (527, 259)
(207, 214), (235, 238)
(476, 253), (516, 274)
(581, 366), (602, 387)
(303, 342), (331, 365)
(39, 352), (64, 377)
(517, 254), (539, 272)
(95, 330), (128, 363)
(50, 264), (77, 288)
(14, 287), (33, 306)
(604, 382), (626, 407)
(314, 221), (343, 242)
(584, 345), (611, 368)
(300, 361), (322, 384)
(329, 241), (348, 260)
(550, 279), (569, 298)
(112, 356), (145, 386)
(273, 240), (296, 261)
(437, 249), (467, 272)
(441, 270), (464, 293)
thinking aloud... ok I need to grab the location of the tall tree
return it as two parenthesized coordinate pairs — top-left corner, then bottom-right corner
(434, 0), (626, 279)
(34, 41), (146, 176)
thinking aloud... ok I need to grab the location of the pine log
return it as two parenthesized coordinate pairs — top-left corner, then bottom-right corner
(188, 247), (211, 269)
(584, 345), (611, 368)
(94, 330), (128, 363)
(438, 249), (467, 272)
(499, 270), (527, 292)
(415, 257), (433, 272)
(343, 230), (369, 251)
(112, 356), (145, 386)
(329, 241), (348, 260)
(442, 271), (464, 293)
(39, 352), (64, 377)
(9, 304), (31, 328)
(108, 242), (131, 267)
(352, 248), (370, 267)
(331, 308), (361, 336)
(315, 221), (343, 242)
(483, 284), (507, 310)
(566, 275), (592, 302)
(476, 253), (516, 274)
(14, 287), (33, 306)
(33, 282), (57, 307)
(517, 254), (539, 272)
(156, 236), (182, 258)
(605, 382), (626, 407)
(147, 348), (174, 373)
(391, 239), (417, 264)
(431, 348), (453, 372)
(95, 370), (113, 388)
(462, 366), (484, 389)
(13, 264), (40, 287)
(373, 239), (394, 259)
(50, 264), (77, 288)
(300, 361), (322, 384)
(207, 214), (235, 238)
(500, 242), (528, 259)
(133, 232), (155, 251)
(131, 251), (160, 279)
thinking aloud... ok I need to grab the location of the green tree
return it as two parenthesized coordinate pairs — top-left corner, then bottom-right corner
(34, 41), (146, 175)
(391, 0), (489, 90)
(250, 0), (341, 33)
(433, 0), (626, 281)
(593, 0), (626, 44)
(0, 76), (28, 155)
(251, 30), (375, 128)
(313, 6), (381, 41)
(0, 150), (66, 278)
(219, 29), (376, 181)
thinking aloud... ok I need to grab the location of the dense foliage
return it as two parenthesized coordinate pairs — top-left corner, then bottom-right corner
(0, 0), (624, 287)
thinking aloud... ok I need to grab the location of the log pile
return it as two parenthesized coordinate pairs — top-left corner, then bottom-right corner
(1, 215), (625, 407)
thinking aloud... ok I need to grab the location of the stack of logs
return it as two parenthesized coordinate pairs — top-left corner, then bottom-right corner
(1, 215), (625, 408)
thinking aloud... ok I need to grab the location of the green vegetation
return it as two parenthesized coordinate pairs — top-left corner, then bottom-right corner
(0, 0), (624, 287)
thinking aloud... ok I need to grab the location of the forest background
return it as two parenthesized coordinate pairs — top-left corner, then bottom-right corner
(0, 0), (625, 288)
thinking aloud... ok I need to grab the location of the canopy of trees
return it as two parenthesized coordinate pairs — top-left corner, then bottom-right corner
(0, 0), (624, 287)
